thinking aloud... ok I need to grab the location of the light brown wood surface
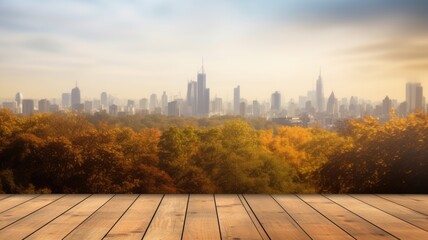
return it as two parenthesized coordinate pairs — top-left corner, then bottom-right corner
(0, 194), (426, 239)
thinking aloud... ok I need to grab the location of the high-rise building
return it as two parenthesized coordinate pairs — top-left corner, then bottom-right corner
(252, 100), (261, 117)
(212, 97), (223, 114)
(234, 85), (240, 115)
(186, 81), (197, 115)
(38, 99), (50, 113)
(326, 92), (338, 116)
(316, 73), (325, 112)
(15, 92), (23, 114)
(406, 82), (424, 114)
(271, 91), (281, 112)
(196, 65), (210, 116)
(71, 84), (81, 110)
(161, 91), (168, 114)
(382, 96), (392, 116)
(101, 92), (108, 108)
(22, 99), (34, 116)
(139, 98), (149, 110)
(239, 102), (246, 117)
(150, 94), (158, 112)
(168, 100), (180, 116)
(109, 104), (118, 116)
(62, 93), (70, 108)
(2, 102), (16, 113)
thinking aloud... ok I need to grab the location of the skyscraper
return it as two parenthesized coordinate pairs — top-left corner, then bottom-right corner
(406, 82), (424, 114)
(101, 92), (108, 108)
(22, 99), (34, 116)
(196, 64), (209, 116)
(71, 83), (81, 110)
(326, 92), (338, 116)
(38, 99), (50, 113)
(382, 96), (392, 116)
(186, 81), (197, 115)
(316, 73), (325, 112)
(271, 91), (281, 112)
(150, 94), (158, 112)
(62, 93), (70, 108)
(15, 92), (23, 114)
(234, 85), (240, 115)
(161, 91), (168, 114)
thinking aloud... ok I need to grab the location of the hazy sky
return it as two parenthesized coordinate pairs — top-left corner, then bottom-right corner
(1, 0), (427, 102)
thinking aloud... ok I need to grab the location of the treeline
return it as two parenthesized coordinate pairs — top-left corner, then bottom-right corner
(0, 109), (427, 193)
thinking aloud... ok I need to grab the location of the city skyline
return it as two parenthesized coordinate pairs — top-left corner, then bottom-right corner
(1, 1), (428, 102)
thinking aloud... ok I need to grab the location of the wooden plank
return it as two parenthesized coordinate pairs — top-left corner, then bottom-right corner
(239, 194), (270, 240)
(0, 195), (62, 230)
(143, 194), (188, 240)
(0, 195), (11, 201)
(64, 195), (137, 240)
(378, 195), (428, 216)
(182, 194), (221, 240)
(326, 195), (428, 240)
(215, 194), (262, 240)
(353, 194), (428, 231)
(299, 194), (396, 240)
(0, 194), (39, 213)
(104, 194), (163, 240)
(0, 194), (88, 240)
(244, 194), (309, 240)
(273, 195), (353, 240)
(26, 194), (113, 240)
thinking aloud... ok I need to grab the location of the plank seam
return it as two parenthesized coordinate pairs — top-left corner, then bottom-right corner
(270, 195), (313, 240)
(239, 194), (271, 240)
(0, 195), (12, 202)
(141, 194), (165, 240)
(323, 194), (402, 240)
(61, 194), (116, 239)
(22, 194), (92, 239)
(0, 194), (41, 214)
(180, 194), (190, 240)
(213, 194), (223, 240)
(350, 194), (428, 232)
(295, 195), (357, 240)
(0, 194), (66, 231)
(102, 194), (141, 239)
(375, 194), (428, 217)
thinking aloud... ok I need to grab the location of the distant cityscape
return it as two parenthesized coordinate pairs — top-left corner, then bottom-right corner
(1, 64), (426, 128)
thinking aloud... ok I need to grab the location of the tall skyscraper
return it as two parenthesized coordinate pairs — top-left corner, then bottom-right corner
(101, 92), (108, 108)
(168, 100), (180, 116)
(22, 99), (34, 116)
(271, 91), (281, 112)
(326, 92), (338, 116)
(382, 96), (392, 116)
(15, 92), (23, 114)
(196, 64), (210, 116)
(38, 99), (50, 113)
(252, 100), (261, 117)
(150, 94), (158, 112)
(62, 93), (70, 108)
(234, 85), (240, 115)
(186, 81), (197, 115)
(139, 98), (149, 110)
(161, 91), (168, 114)
(316, 73), (325, 112)
(406, 82), (424, 114)
(71, 83), (81, 110)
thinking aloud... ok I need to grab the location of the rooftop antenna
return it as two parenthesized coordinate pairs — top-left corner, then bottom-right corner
(201, 57), (205, 74)
(75, 81), (78, 88)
